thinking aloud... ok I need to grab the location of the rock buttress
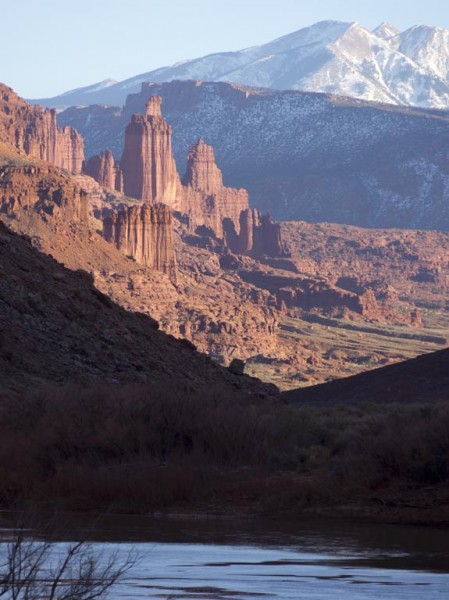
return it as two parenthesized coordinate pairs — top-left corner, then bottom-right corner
(103, 202), (177, 282)
(0, 83), (84, 172)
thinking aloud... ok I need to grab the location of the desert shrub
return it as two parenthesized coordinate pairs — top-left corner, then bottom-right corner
(0, 383), (448, 512)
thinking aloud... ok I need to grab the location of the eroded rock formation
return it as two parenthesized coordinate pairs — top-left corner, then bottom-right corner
(224, 208), (289, 257)
(120, 97), (180, 206)
(180, 139), (248, 237)
(103, 203), (177, 282)
(239, 269), (384, 319)
(84, 96), (287, 269)
(0, 83), (84, 172)
(84, 150), (123, 192)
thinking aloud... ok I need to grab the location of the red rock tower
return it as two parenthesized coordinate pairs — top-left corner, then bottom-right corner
(182, 139), (224, 195)
(181, 139), (249, 236)
(120, 96), (180, 206)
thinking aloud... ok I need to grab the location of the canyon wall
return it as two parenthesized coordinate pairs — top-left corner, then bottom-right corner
(0, 83), (84, 172)
(0, 164), (89, 225)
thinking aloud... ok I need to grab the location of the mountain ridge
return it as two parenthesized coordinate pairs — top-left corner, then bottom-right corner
(30, 20), (449, 110)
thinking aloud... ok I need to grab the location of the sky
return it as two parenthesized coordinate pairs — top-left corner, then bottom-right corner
(2, 0), (449, 99)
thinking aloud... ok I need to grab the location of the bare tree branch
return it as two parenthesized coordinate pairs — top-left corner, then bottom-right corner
(0, 520), (138, 600)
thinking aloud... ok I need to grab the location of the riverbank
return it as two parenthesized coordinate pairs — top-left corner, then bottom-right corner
(1, 381), (449, 525)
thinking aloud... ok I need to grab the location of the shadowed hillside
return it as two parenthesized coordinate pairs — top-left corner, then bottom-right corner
(283, 346), (449, 406)
(0, 220), (276, 400)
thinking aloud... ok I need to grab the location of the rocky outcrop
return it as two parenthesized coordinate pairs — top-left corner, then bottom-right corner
(53, 126), (84, 173)
(237, 266), (389, 320)
(120, 97), (180, 206)
(0, 83), (84, 172)
(182, 139), (227, 196)
(180, 140), (248, 237)
(103, 203), (177, 281)
(224, 208), (289, 257)
(0, 164), (89, 225)
(86, 97), (287, 259)
(83, 150), (123, 192)
(266, 274), (379, 316)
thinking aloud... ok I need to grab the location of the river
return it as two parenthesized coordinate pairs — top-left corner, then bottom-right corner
(2, 515), (449, 598)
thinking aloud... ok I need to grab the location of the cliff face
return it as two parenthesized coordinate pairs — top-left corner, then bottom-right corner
(120, 97), (180, 206)
(0, 164), (89, 225)
(0, 83), (84, 172)
(103, 203), (177, 282)
(84, 150), (123, 192)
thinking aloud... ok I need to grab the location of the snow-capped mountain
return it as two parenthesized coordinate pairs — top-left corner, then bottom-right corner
(372, 22), (400, 41)
(31, 20), (449, 110)
(398, 25), (449, 81)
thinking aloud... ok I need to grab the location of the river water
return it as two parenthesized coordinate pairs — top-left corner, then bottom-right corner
(2, 515), (449, 599)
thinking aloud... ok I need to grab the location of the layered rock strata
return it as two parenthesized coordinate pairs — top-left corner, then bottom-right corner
(103, 203), (177, 282)
(0, 83), (84, 172)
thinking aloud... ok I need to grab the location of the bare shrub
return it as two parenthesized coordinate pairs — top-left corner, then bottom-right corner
(0, 382), (448, 513)
(0, 522), (137, 599)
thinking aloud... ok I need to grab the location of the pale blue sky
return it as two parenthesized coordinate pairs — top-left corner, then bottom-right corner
(3, 0), (449, 98)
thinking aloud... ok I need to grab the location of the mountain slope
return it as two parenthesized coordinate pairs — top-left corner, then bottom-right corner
(399, 25), (449, 81)
(31, 20), (449, 110)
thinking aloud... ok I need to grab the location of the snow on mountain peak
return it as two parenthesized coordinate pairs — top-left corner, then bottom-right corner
(32, 20), (449, 111)
(399, 25), (449, 81)
(248, 20), (355, 57)
(372, 22), (401, 39)
(59, 79), (118, 98)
